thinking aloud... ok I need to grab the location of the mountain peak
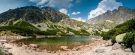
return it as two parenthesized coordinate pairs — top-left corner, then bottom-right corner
(88, 6), (135, 24)
(0, 6), (69, 23)
(17, 6), (40, 9)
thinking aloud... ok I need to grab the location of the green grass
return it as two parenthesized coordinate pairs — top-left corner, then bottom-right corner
(0, 20), (90, 36)
(14, 20), (40, 31)
(0, 49), (5, 55)
(0, 26), (35, 36)
(123, 32), (135, 48)
(46, 21), (90, 36)
(67, 28), (90, 36)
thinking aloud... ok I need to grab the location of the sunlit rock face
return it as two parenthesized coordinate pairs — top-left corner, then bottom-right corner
(88, 0), (123, 19)
(87, 6), (135, 24)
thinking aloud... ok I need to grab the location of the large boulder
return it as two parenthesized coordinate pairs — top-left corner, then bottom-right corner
(115, 33), (126, 43)
(112, 43), (122, 50)
(132, 44), (135, 52)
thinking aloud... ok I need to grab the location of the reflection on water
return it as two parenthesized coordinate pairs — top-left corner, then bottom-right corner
(14, 36), (97, 51)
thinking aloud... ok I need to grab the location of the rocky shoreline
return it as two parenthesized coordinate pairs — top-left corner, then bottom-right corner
(0, 36), (135, 55)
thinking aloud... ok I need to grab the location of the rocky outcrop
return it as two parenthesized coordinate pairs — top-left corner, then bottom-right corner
(0, 6), (69, 23)
(112, 43), (122, 50)
(88, 6), (135, 24)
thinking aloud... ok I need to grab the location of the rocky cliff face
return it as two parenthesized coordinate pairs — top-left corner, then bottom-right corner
(0, 6), (69, 23)
(88, 6), (135, 24)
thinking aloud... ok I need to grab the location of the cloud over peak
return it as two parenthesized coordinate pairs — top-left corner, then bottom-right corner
(88, 0), (123, 19)
(71, 17), (85, 22)
(59, 8), (68, 15)
(30, 0), (48, 5)
(72, 11), (80, 15)
(29, 0), (73, 8)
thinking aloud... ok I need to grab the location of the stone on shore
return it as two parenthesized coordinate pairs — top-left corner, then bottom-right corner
(60, 46), (70, 51)
(112, 43), (122, 50)
(95, 49), (105, 53)
(29, 44), (38, 48)
(124, 48), (132, 52)
(132, 44), (135, 52)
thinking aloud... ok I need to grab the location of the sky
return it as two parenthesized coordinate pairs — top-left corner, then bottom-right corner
(0, 0), (135, 22)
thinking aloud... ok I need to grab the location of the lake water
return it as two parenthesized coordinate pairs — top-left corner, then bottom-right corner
(14, 36), (98, 51)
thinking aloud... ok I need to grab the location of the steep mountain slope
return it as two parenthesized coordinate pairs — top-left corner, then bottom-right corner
(0, 6), (90, 36)
(0, 6), (69, 23)
(88, 6), (135, 24)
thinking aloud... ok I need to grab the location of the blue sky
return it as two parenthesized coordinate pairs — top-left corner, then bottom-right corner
(0, 0), (135, 22)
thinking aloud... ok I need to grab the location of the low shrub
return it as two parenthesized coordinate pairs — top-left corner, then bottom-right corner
(123, 32), (135, 48)
(0, 49), (5, 55)
(101, 32), (111, 40)
(111, 36), (116, 44)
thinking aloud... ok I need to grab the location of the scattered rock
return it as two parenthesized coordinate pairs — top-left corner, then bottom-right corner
(36, 48), (42, 52)
(0, 40), (7, 43)
(29, 44), (38, 48)
(105, 40), (112, 46)
(115, 33), (126, 43)
(132, 44), (135, 52)
(112, 43), (122, 50)
(110, 53), (122, 55)
(124, 48), (132, 52)
(60, 46), (68, 49)
(7, 53), (13, 55)
(5, 47), (12, 50)
(60, 46), (70, 51)
(17, 42), (24, 47)
(22, 45), (28, 49)
(95, 49), (105, 53)
(72, 48), (77, 51)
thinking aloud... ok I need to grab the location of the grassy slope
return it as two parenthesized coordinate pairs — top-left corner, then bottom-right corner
(46, 20), (90, 36)
(101, 19), (135, 40)
(14, 20), (40, 31)
(0, 20), (90, 36)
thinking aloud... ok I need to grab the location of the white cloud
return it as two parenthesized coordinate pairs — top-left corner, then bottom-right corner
(30, 0), (49, 5)
(71, 17), (85, 22)
(88, 0), (123, 19)
(72, 12), (80, 15)
(29, 0), (73, 8)
(59, 8), (68, 14)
